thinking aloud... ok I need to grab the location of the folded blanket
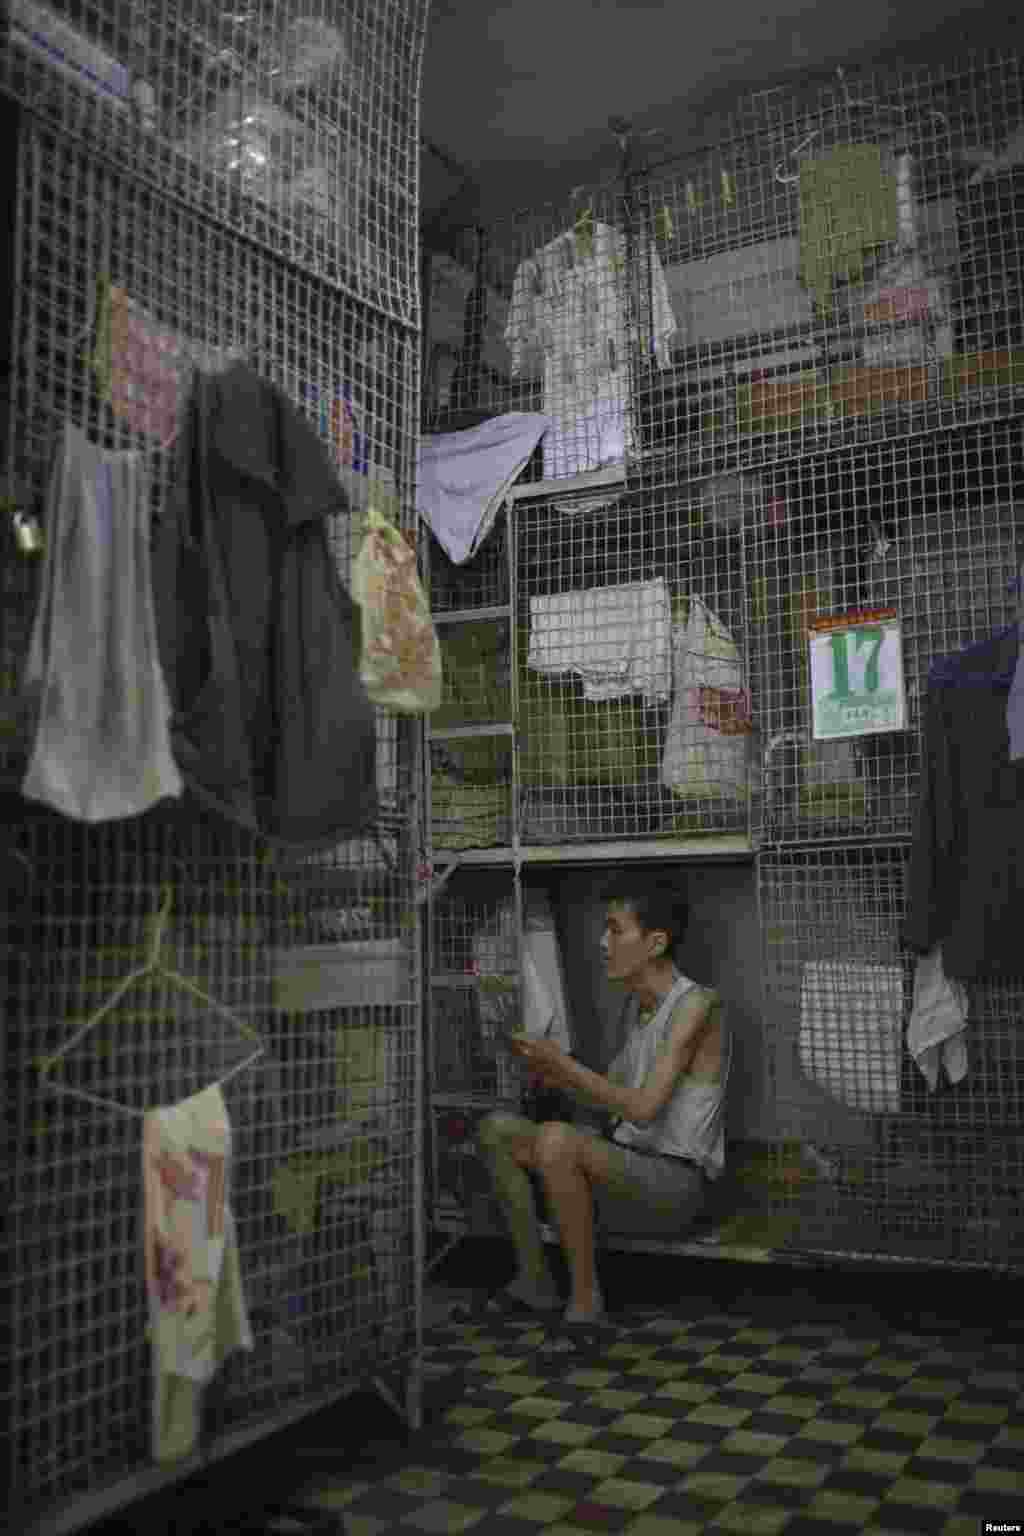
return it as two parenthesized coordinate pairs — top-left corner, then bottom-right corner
(432, 774), (510, 849)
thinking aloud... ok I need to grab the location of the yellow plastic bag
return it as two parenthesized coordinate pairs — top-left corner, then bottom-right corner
(351, 488), (442, 713)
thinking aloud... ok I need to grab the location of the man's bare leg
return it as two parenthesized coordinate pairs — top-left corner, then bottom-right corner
(477, 1112), (560, 1307)
(535, 1122), (615, 1321)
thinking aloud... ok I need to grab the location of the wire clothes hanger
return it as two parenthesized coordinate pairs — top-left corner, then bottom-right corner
(37, 886), (264, 1117)
(774, 66), (949, 186)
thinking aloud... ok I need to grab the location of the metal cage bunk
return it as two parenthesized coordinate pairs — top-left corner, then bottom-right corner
(1, 1), (429, 1531)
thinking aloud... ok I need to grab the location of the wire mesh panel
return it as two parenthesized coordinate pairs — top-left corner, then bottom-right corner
(758, 848), (1024, 1269)
(429, 870), (520, 1099)
(1, 120), (418, 572)
(0, 1), (425, 1518)
(423, 182), (679, 485)
(426, 507), (511, 615)
(428, 871), (523, 1228)
(516, 485), (753, 845)
(0, 0), (426, 316)
(4, 818), (420, 1513)
(744, 420), (1023, 843)
(633, 52), (1024, 486)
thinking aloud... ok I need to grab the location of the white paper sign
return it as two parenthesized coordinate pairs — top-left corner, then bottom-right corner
(808, 610), (907, 740)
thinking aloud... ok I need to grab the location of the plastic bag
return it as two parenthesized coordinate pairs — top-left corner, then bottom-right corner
(351, 488), (442, 713)
(660, 594), (751, 799)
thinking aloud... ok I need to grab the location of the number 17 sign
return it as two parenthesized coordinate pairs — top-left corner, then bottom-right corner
(807, 608), (907, 740)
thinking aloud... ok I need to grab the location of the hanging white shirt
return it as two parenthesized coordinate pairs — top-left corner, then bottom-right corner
(505, 220), (676, 480)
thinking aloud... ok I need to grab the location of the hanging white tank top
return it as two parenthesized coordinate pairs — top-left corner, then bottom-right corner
(610, 973), (732, 1180)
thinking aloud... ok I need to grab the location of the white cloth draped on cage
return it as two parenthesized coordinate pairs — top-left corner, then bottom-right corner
(525, 585), (751, 799)
(504, 219), (676, 479)
(21, 423), (184, 822)
(906, 945), (969, 1093)
(798, 960), (905, 1114)
(527, 580), (673, 704)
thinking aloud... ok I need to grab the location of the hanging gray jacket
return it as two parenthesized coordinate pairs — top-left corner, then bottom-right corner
(153, 362), (377, 848)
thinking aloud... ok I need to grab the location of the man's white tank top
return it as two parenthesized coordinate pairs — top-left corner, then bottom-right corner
(610, 973), (731, 1180)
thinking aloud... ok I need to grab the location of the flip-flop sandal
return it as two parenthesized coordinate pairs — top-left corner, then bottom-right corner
(450, 1289), (561, 1326)
(232, 1507), (348, 1535)
(536, 1317), (617, 1360)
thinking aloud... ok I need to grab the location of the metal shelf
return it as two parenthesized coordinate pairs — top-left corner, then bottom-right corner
(432, 836), (754, 866)
(507, 464), (627, 501)
(429, 723), (514, 740)
(431, 972), (517, 988)
(432, 605), (512, 623)
(432, 1090), (522, 1110)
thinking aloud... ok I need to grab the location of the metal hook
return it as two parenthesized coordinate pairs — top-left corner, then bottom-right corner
(142, 885), (175, 966)
(775, 129), (821, 186)
(416, 856), (460, 907)
(3, 843), (34, 883)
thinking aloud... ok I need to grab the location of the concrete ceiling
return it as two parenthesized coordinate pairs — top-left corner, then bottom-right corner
(419, 0), (1015, 228)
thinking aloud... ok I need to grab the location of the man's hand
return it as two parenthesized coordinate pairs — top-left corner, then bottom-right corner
(509, 1035), (573, 1088)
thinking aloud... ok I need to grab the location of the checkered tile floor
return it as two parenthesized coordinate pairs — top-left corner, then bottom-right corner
(294, 1304), (1023, 1535)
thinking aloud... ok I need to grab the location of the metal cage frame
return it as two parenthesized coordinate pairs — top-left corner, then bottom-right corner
(1, 2), (429, 1531)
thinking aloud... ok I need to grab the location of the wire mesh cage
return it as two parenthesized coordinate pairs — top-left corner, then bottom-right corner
(0, 0), (426, 314)
(0, 0), (427, 1521)
(515, 485), (753, 847)
(745, 419), (1023, 844)
(426, 506), (511, 614)
(427, 870), (529, 1231)
(758, 847), (1024, 1270)
(422, 53), (1024, 491)
(423, 182), (677, 486)
(3, 814), (422, 1518)
(1, 117), (419, 584)
(633, 53), (1024, 486)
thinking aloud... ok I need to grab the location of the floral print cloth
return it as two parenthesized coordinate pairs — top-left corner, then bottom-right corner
(143, 1083), (252, 1462)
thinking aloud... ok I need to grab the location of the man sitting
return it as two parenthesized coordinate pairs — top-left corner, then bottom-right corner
(477, 873), (731, 1328)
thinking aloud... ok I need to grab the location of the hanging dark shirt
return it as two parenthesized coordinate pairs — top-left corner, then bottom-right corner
(904, 626), (1024, 980)
(153, 363), (377, 848)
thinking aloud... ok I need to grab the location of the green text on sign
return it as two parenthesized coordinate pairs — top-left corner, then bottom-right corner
(809, 618), (906, 740)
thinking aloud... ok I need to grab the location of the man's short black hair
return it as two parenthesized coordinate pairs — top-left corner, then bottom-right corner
(602, 874), (690, 960)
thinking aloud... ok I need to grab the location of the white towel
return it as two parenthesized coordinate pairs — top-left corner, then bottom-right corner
(417, 412), (550, 564)
(799, 960), (903, 1114)
(907, 945), (969, 1092)
(527, 579), (672, 704)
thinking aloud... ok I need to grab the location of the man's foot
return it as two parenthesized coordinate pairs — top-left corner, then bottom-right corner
(505, 1275), (561, 1312)
(451, 1279), (561, 1326)
(564, 1285), (605, 1325)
